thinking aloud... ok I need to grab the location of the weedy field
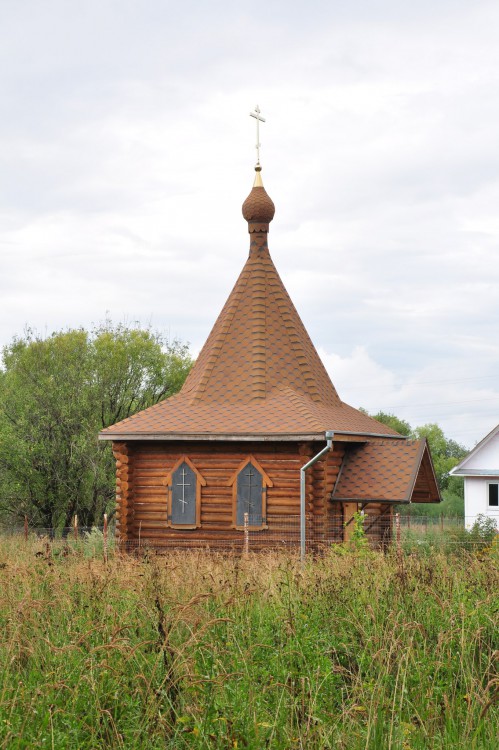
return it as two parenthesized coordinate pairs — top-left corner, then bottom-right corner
(0, 539), (497, 749)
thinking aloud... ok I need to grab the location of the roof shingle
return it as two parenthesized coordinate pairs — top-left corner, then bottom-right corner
(332, 439), (441, 503)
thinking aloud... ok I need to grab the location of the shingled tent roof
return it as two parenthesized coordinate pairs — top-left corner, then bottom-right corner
(100, 167), (401, 442)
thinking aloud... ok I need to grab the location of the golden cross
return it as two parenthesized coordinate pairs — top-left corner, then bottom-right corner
(250, 105), (266, 165)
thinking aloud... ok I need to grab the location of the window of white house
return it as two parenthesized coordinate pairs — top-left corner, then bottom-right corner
(488, 483), (499, 507)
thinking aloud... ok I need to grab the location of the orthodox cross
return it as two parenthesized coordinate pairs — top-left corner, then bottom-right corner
(250, 105), (266, 165)
(242, 466), (257, 514)
(175, 466), (191, 513)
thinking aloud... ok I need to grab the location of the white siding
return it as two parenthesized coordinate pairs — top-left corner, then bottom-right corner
(462, 433), (499, 472)
(464, 477), (499, 529)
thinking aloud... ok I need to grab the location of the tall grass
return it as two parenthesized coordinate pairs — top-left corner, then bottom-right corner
(0, 538), (497, 749)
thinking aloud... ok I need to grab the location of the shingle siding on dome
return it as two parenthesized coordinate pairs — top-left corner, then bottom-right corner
(242, 183), (275, 232)
(179, 237), (342, 408)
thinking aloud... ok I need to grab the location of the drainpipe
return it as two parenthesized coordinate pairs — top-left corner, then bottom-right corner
(300, 430), (334, 563)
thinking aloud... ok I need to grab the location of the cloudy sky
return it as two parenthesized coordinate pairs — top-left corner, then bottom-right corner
(1, 0), (498, 447)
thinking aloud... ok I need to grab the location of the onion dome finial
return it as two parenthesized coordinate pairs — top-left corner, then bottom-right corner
(242, 165), (275, 233)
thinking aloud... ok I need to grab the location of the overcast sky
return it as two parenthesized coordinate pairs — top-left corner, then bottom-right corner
(1, 0), (498, 447)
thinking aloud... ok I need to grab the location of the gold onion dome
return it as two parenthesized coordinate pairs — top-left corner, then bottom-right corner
(242, 165), (275, 232)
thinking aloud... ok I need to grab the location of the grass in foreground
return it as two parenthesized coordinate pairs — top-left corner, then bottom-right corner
(0, 539), (497, 749)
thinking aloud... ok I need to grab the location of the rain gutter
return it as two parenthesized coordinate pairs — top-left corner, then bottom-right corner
(300, 430), (334, 563)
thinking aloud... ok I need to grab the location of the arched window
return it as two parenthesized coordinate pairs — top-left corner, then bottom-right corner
(237, 462), (263, 526)
(228, 456), (273, 530)
(167, 457), (205, 528)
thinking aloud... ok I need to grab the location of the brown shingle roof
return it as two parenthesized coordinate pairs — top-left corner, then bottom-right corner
(332, 439), (441, 504)
(100, 170), (401, 442)
(99, 387), (401, 439)
(181, 228), (341, 406)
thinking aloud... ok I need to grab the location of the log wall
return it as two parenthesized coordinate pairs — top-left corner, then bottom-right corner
(111, 439), (390, 548)
(112, 440), (345, 546)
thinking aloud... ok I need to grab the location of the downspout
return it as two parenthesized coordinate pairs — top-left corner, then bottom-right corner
(300, 430), (334, 563)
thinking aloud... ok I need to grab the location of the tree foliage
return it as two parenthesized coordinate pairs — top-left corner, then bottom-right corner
(411, 423), (468, 494)
(0, 322), (192, 528)
(367, 410), (412, 437)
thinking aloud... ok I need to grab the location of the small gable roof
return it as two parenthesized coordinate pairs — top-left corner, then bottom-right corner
(450, 423), (499, 476)
(332, 438), (441, 504)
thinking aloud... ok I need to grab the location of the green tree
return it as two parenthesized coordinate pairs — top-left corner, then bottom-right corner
(368, 410), (412, 437)
(0, 322), (192, 529)
(412, 423), (468, 493)
(360, 409), (469, 515)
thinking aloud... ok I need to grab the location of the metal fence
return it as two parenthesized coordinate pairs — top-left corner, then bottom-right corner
(1, 514), (497, 555)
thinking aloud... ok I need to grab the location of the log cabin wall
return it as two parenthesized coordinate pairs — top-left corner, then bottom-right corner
(112, 439), (347, 547)
(112, 442), (134, 539)
(305, 444), (346, 544)
(325, 445), (346, 543)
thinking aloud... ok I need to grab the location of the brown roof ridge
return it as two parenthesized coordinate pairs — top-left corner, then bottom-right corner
(250, 250), (267, 400)
(275, 386), (325, 430)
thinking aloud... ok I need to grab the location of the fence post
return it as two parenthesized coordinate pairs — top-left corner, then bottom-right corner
(24, 515), (28, 542)
(74, 514), (78, 542)
(395, 512), (401, 556)
(440, 513), (444, 532)
(103, 513), (108, 563)
(408, 507), (411, 530)
(243, 512), (249, 557)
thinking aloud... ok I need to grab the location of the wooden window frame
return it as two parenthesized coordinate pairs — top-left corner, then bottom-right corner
(227, 455), (273, 530)
(166, 456), (206, 529)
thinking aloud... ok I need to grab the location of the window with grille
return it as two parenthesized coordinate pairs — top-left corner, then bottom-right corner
(236, 462), (263, 527)
(167, 457), (205, 528)
(171, 461), (197, 525)
(228, 456), (272, 530)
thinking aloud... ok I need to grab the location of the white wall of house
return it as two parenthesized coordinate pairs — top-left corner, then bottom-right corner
(464, 476), (499, 529)
(451, 426), (499, 530)
(461, 433), (499, 472)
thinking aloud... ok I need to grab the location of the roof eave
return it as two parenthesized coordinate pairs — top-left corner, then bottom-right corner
(331, 497), (411, 504)
(450, 423), (499, 473)
(450, 468), (499, 477)
(99, 432), (328, 442)
(98, 428), (404, 443)
(333, 430), (406, 440)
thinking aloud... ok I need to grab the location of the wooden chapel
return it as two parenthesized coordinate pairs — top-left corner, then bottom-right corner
(99, 145), (440, 550)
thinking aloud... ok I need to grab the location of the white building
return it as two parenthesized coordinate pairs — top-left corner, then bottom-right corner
(450, 424), (499, 529)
